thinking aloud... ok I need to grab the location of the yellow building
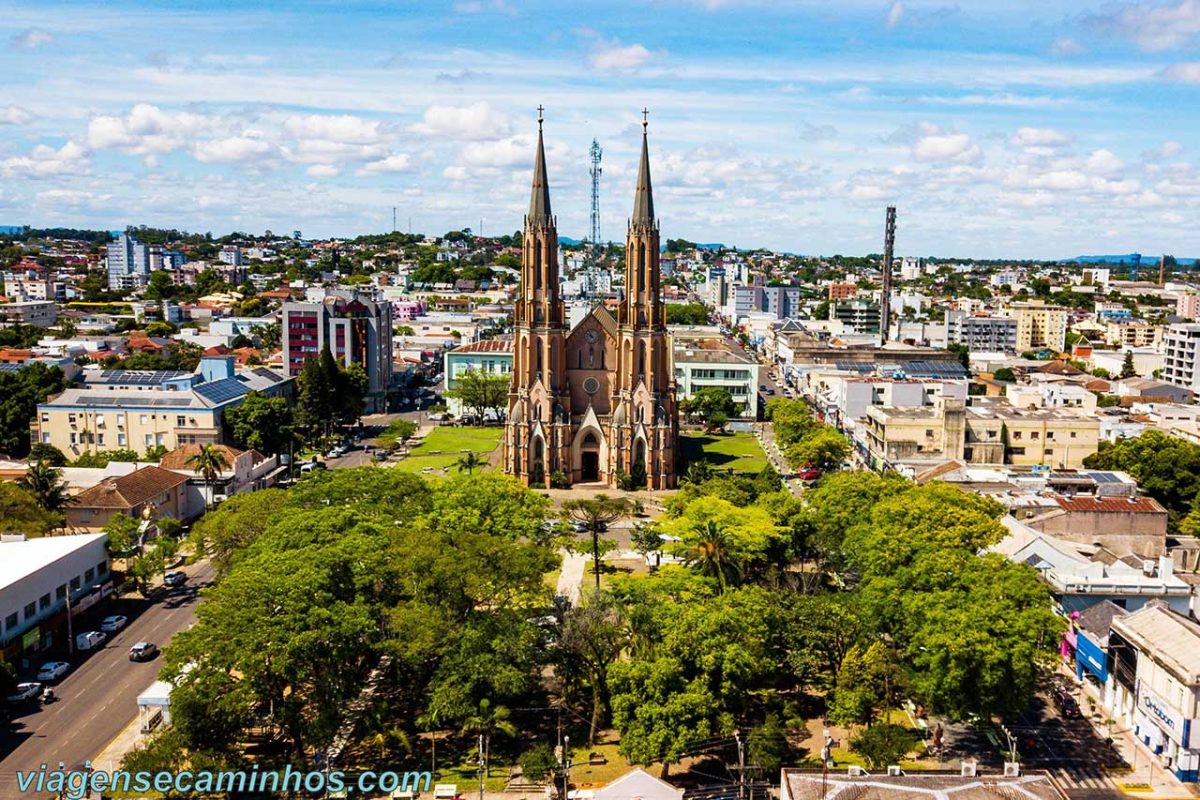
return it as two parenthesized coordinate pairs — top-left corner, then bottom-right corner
(1009, 301), (1068, 352)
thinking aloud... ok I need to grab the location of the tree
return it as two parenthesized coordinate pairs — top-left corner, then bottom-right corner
(992, 367), (1016, 382)
(563, 495), (629, 591)
(849, 724), (919, 769)
(0, 362), (66, 458)
(1084, 431), (1200, 524)
(665, 303), (710, 325)
(27, 443), (67, 466)
(447, 369), (509, 423)
(0, 481), (61, 537)
(946, 342), (970, 369)
(630, 521), (665, 567)
(186, 444), (231, 511)
(683, 520), (740, 591)
(560, 595), (628, 742)
(460, 699), (518, 771)
(456, 450), (484, 475)
(1121, 350), (1137, 378)
(18, 460), (71, 514)
(518, 744), (558, 783)
(295, 350), (336, 441)
(784, 428), (850, 472)
(748, 713), (789, 774)
(679, 388), (739, 425)
(340, 362), (369, 426)
(224, 391), (295, 455)
(828, 642), (904, 727)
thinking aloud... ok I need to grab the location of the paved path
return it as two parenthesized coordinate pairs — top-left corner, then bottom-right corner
(555, 550), (588, 604)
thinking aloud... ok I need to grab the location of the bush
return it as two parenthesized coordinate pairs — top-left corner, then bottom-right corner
(519, 743), (558, 783)
(849, 723), (919, 769)
(550, 469), (570, 489)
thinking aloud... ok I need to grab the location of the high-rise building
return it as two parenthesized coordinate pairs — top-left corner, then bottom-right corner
(502, 112), (678, 489)
(282, 290), (393, 412)
(1163, 324), (1200, 393)
(107, 233), (150, 290)
(946, 312), (1018, 352)
(1008, 301), (1068, 353)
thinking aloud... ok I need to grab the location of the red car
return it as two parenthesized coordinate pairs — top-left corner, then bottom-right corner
(797, 466), (821, 481)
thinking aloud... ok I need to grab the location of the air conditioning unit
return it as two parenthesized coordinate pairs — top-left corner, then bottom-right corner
(848, 766), (868, 777)
(961, 761), (977, 777)
(887, 766), (903, 777)
(1003, 762), (1020, 777)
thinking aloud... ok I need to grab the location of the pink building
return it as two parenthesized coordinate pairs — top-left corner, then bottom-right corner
(392, 300), (426, 321)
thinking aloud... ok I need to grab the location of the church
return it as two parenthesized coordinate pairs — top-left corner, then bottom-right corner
(501, 111), (679, 490)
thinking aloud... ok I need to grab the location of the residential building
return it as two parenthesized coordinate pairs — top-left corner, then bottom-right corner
(832, 298), (881, 334)
(1105, 319), (1162, 349)
(672, 330), (758, 419)
(0, 534), (111, 660)
(282, 290), (393, 412)
(1177, 293), (1200, 322)
(107, 233), (150, 290)
(1114, 377), (1193, 405)
(946, 312), (1018, 352)
(66, 465), (192, 531)
(760, 286), (805, 320)
(1009, 301), (1068, 352)
(826, 282), (856, 300)
(0, 300), (57, 327)
(1163, 323), (1200, 393)
(218, 246), (243, 267)
(33, 357), (293, 458)
(158, 443), (283, 507)
(443, 337), (513, 417)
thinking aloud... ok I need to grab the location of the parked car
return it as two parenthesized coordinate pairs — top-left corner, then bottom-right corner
(75, 630), (106, 651)
(163, 571), (187, 587)
(100, 615), (128, 633)
(299, 461), (326, 474)
(129, 642), (159, 662)
(797, 466), (821, 481)
(6, 682), (42, 703)
(36, 662), (70, 682)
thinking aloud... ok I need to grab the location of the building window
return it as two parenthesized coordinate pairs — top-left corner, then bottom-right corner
(925, 429), (934, 437)
(96, 560), (108, 576)
(5, 613), (17, 631)
(24, 602), (36, 620)
(70, 576), (80, 591)
(176, 415), (186, 427)
(84, 568), (95, 583)
(1031, 432), (1039, 440)
(140, 414), (148, 424)
(56, 585), (66, 600)
(1013, 431), (1022, 440)
(1070, 432), (1077, 439)
(39, 593), (50, 610)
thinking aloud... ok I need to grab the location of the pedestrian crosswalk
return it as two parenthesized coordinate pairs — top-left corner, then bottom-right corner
(1054, 767), (1116, 791)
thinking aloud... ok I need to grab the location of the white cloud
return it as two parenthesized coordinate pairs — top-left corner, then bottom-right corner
(1144, 141), (1184, 160)
(886, 1), (904, 30)
(0, 106), (34, 126)
(1008, 127), (1071, 148)
(1049, 36), (1085, 56)
(87, 103), (225, 156)
(589, 41), (656, 71)
(912, 131), (979, 163)
(35, 189), (107, 207)
(411, 101), (511, 141)
(1087, 0), (1200, 52)
(356, 154), (413, 175)
(283, 113), (385, 145)
(0, 141), (89, 178)
(1085, 148), (1125, 179)
(1160, 62), (1200, 82)
(191, 135), (274, 164)
(11, 28), (52, 49)
(307, 164), (339, 178)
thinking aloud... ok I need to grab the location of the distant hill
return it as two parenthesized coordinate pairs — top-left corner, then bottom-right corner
(1066, 254), (1197, 266)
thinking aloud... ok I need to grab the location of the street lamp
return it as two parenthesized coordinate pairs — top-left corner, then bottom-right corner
(561, 735), (572, 800)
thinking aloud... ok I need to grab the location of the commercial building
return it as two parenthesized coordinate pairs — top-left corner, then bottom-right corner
(1009, 301), (1068, 352)
(33, 357), (293, 458)
(1163, 324), (1200, 394)
(282, 291), (392, 412)
(107, 233), (150, 290)
(672, 329), (759, 419)
(1110, 603), (1200, 782)
(0, 534), (111, 660)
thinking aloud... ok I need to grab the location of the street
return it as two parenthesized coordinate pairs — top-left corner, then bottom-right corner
(0, 559), (215, 796)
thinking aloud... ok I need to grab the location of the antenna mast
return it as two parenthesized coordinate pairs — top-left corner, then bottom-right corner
(881, 206), (896, 346)
(586, 139), (603, 300)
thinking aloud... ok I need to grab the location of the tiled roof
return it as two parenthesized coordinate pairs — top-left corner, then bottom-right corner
(158, 443), (245, 471)
(1054, 496), (1166, 514)
(72, 465), (190, 509)
(451, 337), (513, 355)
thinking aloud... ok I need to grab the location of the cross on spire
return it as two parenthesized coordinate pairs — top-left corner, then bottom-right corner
(641, 107), (649, 131)
(537, 104), (544, 131)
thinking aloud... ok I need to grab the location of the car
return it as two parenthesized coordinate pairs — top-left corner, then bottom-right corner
(100, 615), (128, 633)
(163, 571), (187, 587)
(797, 466), (821, 481)
(6, 682), (42, 703)
(129, 642), (159, 662)
(36, 662), (70, 681)
(299, 461), (327, 474)
(75, 630), (106, 651)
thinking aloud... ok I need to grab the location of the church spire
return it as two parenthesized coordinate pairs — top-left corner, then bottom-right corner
(631, 108), (654, 224)
(529, 105), (552, 223)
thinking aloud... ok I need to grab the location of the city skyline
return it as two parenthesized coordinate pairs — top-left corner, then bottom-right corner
(1, 0), (1198, 257)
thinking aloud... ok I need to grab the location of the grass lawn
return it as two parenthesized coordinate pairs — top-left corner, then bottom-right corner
(393, 426), (502, 475)
(680, 431), (769, 476)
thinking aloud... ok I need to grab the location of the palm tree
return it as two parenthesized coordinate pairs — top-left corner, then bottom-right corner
(563, 494), (629, 591)
(686, 520), (740, 591)
(460, 698), (518, 775)
(186, 444), (230, 511)
(456, 450), (484, 475)
(19, 460), (72, 515)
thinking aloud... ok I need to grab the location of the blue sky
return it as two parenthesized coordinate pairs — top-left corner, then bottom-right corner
(0, 0), (1198, 258)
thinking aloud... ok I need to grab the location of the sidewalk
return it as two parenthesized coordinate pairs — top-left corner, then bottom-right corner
(555, 550), (587, 604)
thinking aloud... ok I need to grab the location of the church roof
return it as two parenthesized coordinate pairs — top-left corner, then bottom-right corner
(529, 118), (552, 223)
(589, 304), (618, 340)
(632, 121), (654, 223)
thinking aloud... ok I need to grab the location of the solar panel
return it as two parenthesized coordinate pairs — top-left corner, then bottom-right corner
(195, 378), (248, 404)
(251, 367), (285, 383)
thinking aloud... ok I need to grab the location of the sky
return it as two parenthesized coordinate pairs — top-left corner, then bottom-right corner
(0, 0), (1198, 258)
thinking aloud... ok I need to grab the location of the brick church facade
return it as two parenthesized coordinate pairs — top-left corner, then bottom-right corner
(501, 113), (679, 490)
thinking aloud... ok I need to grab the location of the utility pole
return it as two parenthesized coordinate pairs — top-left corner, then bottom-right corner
(478, 734), (486, 800)
(561, 734), (572, 800)
(734, 728), (746, 800)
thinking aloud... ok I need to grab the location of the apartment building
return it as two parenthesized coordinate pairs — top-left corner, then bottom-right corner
(1009, 301), (1068, 352)
(832, 298), (881, 334)
(946, 312), (1018, 352)
(1105, 319), (1162, 349)
(106, 233), (150, 290)
(1163, 323), (1200, 393)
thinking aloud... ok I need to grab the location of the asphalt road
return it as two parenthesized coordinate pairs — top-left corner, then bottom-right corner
(0, 559), (215, 797)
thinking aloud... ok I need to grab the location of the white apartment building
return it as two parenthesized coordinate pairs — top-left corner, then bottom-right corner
(1163, 324), (1200, 393)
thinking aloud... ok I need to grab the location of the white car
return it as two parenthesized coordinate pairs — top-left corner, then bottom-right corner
(6, 682), (42, 702)
(36, 662), (70, 681)
(100, 615), (128, 633)
(163, 571), (187, 587)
